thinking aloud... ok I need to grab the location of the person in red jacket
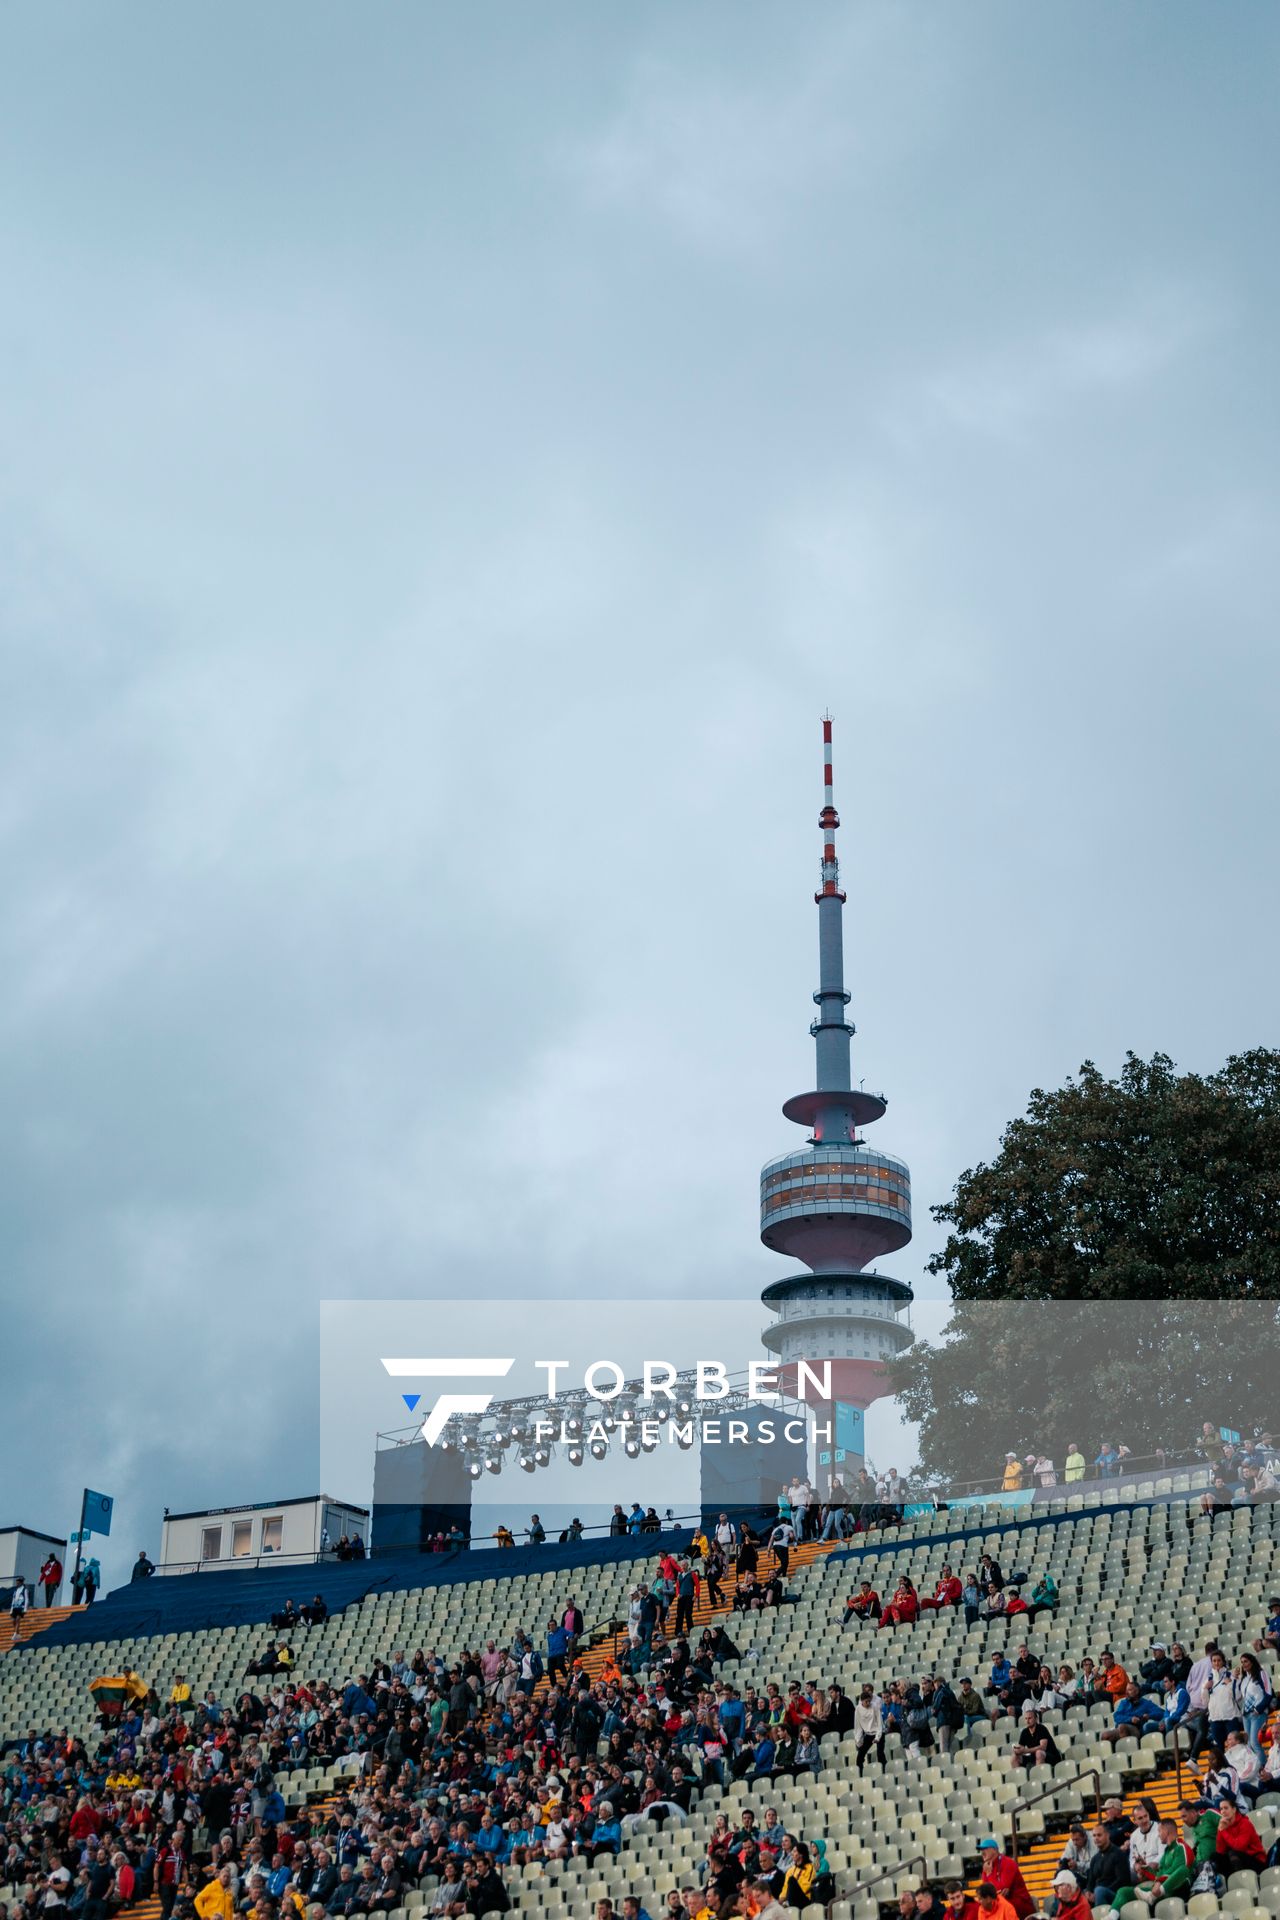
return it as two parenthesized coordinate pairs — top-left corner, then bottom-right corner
(943, 1880), (979, 1920)
(880, 1579), (921, 1629)
(1049, 1870), (1092, 1920)
(921, 1566), (963, 1612)
(843, 1581), (881, 1624)
(1213, 1800), (1266, 1874)
(979, 1840), (1034, 1919)
(40, 1555), (63, 1607)
(69, 1797), (102, 1844)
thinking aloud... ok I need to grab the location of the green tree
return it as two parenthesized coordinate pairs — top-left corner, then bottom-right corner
(890, 1050), (1280, 1485)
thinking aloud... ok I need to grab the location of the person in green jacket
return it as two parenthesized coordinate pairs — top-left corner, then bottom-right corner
(1064, 1445), (1086, 1483)
(1115, 1818), (1195, 1908)
(1180, 1798), (1220, 1875)
(1030, 1572), (1059, 1615)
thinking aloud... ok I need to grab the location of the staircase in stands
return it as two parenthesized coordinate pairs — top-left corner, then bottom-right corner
(0, 1605), (83, 1653)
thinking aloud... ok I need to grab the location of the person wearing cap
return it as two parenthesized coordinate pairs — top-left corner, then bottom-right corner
(1048, 1870), (1090, 1920)
(1260, 1598), (1280, 1654)
(978, 1842), (1032, 1919)
(1137, 1643), (1174, 1689)
(1101, 1798), (1133, 1848)
(956, 1677), (987, 1737)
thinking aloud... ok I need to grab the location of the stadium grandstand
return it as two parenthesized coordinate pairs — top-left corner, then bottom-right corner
(5, 1466), (1280, 1920)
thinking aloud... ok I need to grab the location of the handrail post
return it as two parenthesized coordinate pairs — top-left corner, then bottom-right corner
(846, 1852), (928, 1909)
(1008, 1768), (1103, 1860)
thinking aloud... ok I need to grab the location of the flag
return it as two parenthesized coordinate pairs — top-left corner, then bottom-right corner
(83, 1491), (113, 1537)
(89, 1673), (147, 1718)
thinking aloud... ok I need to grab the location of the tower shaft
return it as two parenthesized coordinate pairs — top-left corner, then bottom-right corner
(813, 716), (853, 1104)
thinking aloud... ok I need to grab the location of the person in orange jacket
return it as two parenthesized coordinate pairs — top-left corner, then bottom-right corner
(1099, 1651), (1130, 1700)
(975, 1881), (1019, 1920)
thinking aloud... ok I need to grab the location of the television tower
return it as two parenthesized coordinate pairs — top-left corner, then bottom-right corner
(760, 716), (913, 1481)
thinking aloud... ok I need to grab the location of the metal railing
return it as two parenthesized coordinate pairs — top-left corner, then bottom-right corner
(916, 1446), (1226, 1507)
(156, 1547), (370, 1578)
(844, 1854), (929, 1911)
(1009, 1767), (1101, 1860)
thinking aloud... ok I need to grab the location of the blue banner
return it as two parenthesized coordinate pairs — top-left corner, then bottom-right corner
(83, 1490), (113, 1537)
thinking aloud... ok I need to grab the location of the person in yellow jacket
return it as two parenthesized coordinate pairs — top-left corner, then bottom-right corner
(169, 1672), (192, 1707)
(105, 1766), (141, 1792)
(1002, 1453), (1024, 1492)
(780, 1841), (819, 1906)
(1064, 1443), (1086, 1483)
(195, 1868), (236, 1920)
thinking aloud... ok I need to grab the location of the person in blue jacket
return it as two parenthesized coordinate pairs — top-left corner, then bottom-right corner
(587, 1805), (622, 1860)
(1101, 1682), (1164, 1749)
(546, 1620), (570, 1685)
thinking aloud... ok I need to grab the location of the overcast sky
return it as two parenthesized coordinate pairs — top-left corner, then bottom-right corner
(2, 3), (1277, 1588)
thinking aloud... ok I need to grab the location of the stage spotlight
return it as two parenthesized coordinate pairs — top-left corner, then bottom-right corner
(589, 1439), (608, 1461)
(518, 1454), (535, 1473)
(484, 1455), (502, 1474)
(623, 1437), (641, 1459)
(466, 1459), (484, 1480)
(533, 1446), (551, 1467)
(567, 1446), (584, 1467)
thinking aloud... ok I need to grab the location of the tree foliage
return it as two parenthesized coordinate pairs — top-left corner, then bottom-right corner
(889, 1050), (1280, 1485)
(931, 1049), (1280, 1302)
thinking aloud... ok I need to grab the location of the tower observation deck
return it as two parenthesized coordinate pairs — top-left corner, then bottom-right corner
(760, 717), (913, 1473)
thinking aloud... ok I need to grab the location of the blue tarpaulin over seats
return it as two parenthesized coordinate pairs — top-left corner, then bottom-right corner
(16, 1527), (705, 1654)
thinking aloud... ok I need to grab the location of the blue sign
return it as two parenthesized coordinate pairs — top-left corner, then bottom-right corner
(834, 1403), (864, 1454)
(83, 1491), (113, 1537)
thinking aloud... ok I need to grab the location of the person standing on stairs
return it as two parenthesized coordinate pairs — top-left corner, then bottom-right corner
(766, 1517), (794, 1581)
